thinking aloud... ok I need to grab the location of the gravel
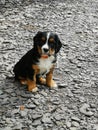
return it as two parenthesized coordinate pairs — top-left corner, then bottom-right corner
(0, 0), (98, 130)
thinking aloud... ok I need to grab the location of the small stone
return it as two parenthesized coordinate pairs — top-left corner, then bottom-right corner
(33, 94), (40, 99)
(12, 109), (19, 114)
(70, 127), (78, 130)
(32, 113), (42, 120)
(71, 117), (80, 122)
(53, 77), (60, 81)
(54, 114), (64, 121)
(72, 121), (80, 127)
(5, 118), (11, 124)
(26, 104), (36, 109)
(79, 97), (86, 102)
(13, 122), (23, 129)
(33, 100), (40, 105)
(41, 91), (47, 96)
(20, 110), (27, 117)
(1, 127), (11, 130)
(58, 83), (68, 88)
(79, 103), (93, 116)
(94, 124), (98, 130)
(42, 114), (52, 124)
(67, 89), (73, 97)
(32, 120), (41, 126)
(59, 128), (65, 130)
(0, 37), (4, 42)
(36, 126), (43, 130)
(42, 116), (52, 124)
(0, 90), (3, 95)
(10, 118), (16, 123)
(90, 104), (96, 108)
(66, 121), (71, 128)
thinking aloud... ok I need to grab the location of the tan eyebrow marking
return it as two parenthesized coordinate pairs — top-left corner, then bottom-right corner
(41, 37), (46, 41)
(49, 38), (54, 42)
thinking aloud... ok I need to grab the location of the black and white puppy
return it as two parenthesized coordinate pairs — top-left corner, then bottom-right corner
(13, 31), (62, 92)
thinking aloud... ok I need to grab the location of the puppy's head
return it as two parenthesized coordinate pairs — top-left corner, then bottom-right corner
(33, 31), (62, 57)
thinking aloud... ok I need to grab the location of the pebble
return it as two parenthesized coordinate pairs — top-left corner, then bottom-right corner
(20, 110), (27, 117)
(32, 120), (41, 126)
(5, 118), (11, 124)
(54, 115), (64, 121)
(94, 124), (98, 130)
(1, 127), (11, 130)
(0, 37), (4, 43)
(66, 121), (71, 128)
(32, 113), (42, 120)
(12, 109), (19, 114)
(0, 90), (3, 95)
(90, 104), (96, 108)
(36, 126), (44, 130)
(42, 114), (52, 124)
(42, 116), (52, 124)
(79, 103), (93, 116)
(26, 104), (36, 109)
(71, 117), (80, 122)
(32, 94), (41, 99)
(58, 83), (68, 88)
(13, 122), (23, 129)
(50, 97), (60, 105)
(41, 91), (48, 96)
(33, 99), (40, 105)
(79, 97), (86, 102)
(71, 121), (80, 127)
(70, 127), (78, 130)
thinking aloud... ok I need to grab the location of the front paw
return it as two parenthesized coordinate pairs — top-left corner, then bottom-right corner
(28, 86), (38, 92)
(28, 84), (38, 92)
(39, 77), (46, 85)
(32, 87), (38, 92)
(47, 80), (58, 88)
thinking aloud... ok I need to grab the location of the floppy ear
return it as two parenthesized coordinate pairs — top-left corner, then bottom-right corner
(33, 31), (42, 49)
(55, 34), (62, 53)
(33, 31), (42, 43)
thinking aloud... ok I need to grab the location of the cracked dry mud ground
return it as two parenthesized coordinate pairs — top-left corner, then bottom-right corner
(0, 0), (98, 130)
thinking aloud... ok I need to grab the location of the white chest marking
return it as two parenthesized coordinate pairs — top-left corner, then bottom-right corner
(38, 56), (54, 75)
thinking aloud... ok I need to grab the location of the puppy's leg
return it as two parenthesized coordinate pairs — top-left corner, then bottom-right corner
(27, 79), (38, 92)
(20, 78), (27, 85)
(19, 75), (37, 92)
(46, 67), (57, 88)
(27, 64), (40, 92)
(38, 77), (46, 85)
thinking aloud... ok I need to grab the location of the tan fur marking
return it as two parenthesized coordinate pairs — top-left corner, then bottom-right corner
(32, 65), (40, 74)
(49, 48), (55, 55)
(37, 46), (42, 55)
(39, 77), (46, 84)
(49, 38), (54, 43)
(46, 66), (57, 88)
(20, 79), (27, 85)
(27, 79), (37, 92)
(41, 37), (46, 42)
(19, 65), (40, 92)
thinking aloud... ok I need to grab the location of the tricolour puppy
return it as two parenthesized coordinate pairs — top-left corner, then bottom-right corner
(13, 31), (62, 92)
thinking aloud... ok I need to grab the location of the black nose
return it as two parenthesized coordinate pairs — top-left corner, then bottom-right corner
(43, 48), (49, 52)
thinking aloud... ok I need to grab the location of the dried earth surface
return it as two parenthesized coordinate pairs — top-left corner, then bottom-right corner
(0, 0), (98, 130)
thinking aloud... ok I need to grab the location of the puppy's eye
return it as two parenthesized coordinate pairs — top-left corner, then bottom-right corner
(49, 38), (54, 43)
(41, 37), (46, 42)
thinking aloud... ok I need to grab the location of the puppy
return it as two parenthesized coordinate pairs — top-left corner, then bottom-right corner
(13, 31), (62, 92)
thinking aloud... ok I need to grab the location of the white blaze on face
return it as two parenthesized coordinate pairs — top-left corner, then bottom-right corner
(42, 32), (50, 53)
